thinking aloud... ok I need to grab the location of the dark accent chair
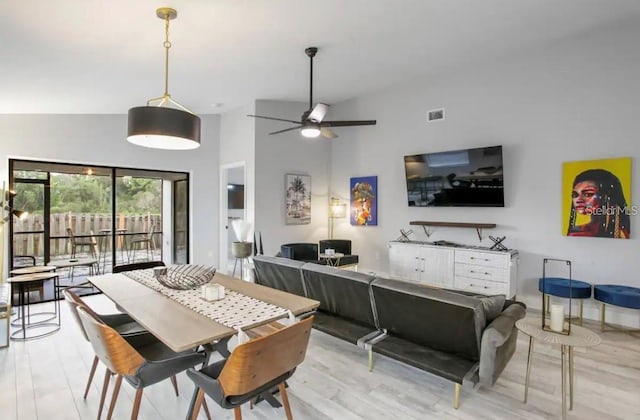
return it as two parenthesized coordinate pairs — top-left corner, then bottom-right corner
(280, 243), (319, 263)
(319, 239), (359, 268)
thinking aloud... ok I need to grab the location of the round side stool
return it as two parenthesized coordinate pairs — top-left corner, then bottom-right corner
(538, 277), (592, 325)
(594, 285), (640, 333)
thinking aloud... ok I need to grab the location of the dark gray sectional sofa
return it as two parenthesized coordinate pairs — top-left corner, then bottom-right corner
(252, 255), (526, 408)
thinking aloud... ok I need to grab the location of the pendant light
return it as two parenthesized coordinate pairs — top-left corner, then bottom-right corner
(127, 7), (201, 150)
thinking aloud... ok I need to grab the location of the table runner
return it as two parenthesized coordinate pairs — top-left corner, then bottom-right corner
(123, 269), (289, 329)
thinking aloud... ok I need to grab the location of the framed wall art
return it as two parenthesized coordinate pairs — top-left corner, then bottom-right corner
(285, 174), (311, 224)
(350, 176), (378, 226)
(562, 157), (631, 239)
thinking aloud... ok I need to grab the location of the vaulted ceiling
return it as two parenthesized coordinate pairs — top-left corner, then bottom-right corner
(2, 0), (639, 114)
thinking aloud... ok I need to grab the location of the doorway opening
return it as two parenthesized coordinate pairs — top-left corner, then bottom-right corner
(219, 162), (246, 278)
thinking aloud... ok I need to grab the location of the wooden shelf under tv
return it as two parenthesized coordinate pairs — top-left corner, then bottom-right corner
(409, 221), (497, 240)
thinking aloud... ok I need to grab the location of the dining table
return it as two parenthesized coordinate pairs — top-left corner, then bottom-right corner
(87, 270), (319, 353)
(88, 269), (319, 418)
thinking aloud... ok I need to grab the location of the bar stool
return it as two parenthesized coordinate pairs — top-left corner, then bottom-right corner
(538, 277), (592, 325)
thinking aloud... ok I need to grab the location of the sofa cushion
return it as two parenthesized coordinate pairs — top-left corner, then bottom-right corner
(301, 263), (377, 328)
(372, 335), (478, 384)
(475, 294), (506, 323)
(371, 278), (486, 361)
(253, 256), (307, 297)
(312, 311), (378, 345)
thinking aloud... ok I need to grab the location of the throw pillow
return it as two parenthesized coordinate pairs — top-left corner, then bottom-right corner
(475, 294), (506, 323)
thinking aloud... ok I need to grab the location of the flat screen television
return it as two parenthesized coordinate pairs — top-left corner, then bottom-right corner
(404, 145), (504, 207)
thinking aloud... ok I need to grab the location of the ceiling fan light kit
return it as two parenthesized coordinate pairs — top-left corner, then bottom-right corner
(301, 125), (321, 138)
(127, 7), (201, 150)
(248, 47), (376, 139)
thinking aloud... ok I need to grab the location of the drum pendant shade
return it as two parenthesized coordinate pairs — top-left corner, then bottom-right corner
(126, 7), (201, 150)
(127, 107), (201, 150)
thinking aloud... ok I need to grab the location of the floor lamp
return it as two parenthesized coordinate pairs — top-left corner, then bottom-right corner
(328, 198), (347, 239)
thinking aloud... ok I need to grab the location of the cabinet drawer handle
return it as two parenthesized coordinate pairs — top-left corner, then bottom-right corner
(469, 270), (491, 276)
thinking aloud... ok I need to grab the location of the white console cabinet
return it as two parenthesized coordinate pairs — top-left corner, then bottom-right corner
(388, 241), (518, 297)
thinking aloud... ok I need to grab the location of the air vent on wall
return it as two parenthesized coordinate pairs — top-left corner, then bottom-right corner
(427, 108), (445, 122)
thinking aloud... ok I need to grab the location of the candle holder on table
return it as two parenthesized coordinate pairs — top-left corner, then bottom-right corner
(541, 258), (572, 335)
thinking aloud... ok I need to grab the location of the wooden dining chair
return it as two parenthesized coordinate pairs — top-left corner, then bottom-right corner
(187, 316), (314, 420)
(76, 305), (208, 420)
(62, 290), (152, 413)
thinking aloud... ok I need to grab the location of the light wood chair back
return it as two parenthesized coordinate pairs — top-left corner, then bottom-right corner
(77, 306), (145, 376)
(218, 316), (314, 396)
(63, 289), (98, 342)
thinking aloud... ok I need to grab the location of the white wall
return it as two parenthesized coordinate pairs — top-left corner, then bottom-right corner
(219, 102), (256, 229)
(0, 113), (220, 267)
(254, 100), (331, 256)
(219, 104), (255, 268)
(330, 20), (640, 326)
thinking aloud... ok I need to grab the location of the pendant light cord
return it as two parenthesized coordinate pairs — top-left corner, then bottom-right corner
(144, 8), (194, 114)
(163, 14), (171, 98)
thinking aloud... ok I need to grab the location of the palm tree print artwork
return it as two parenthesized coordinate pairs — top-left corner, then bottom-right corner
(285, 174), (311, 224)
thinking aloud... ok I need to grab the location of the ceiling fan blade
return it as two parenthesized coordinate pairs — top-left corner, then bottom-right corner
(247, 115), (302, 124)
(322, 120), (377, 127)
(320, 127), (338, 139)
(269, 126), (302, 135)
(307, 103), (329, 123)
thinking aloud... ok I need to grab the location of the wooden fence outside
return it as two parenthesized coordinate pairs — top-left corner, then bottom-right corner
(12, 213), (162, 257)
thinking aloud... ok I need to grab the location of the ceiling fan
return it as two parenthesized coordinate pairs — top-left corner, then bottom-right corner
(248, 47), (376, 139)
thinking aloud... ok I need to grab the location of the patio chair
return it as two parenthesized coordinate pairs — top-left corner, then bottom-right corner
(129, 225), (156, 263)
(67, 227), (98, 258)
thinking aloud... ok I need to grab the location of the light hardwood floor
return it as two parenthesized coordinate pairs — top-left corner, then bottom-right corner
(0, 295), (638, 420)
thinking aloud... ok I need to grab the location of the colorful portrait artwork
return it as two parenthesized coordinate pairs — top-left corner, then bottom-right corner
(350, 176), (378, 226)
(285, 174), (311, 225)
(562, 157), (632, 239)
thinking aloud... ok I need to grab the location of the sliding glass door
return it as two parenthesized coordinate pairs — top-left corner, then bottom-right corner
(9, 160), (190, 301)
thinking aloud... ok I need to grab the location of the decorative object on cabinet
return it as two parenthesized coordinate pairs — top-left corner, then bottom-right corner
(285, 174), (311, 225)
(396, 228), (414, 242)
(562, 157), (631, 239)
(409, 221), (496, 241)
(488, 235), (508, 251)
(350, 176), (377, 226)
